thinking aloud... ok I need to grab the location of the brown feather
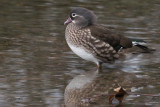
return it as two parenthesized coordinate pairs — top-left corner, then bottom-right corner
(88, 24), (132, 50)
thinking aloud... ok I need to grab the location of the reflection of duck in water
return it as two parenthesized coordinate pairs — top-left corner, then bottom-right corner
(64, 70), (140, 107)
(64, 71), (98, 107)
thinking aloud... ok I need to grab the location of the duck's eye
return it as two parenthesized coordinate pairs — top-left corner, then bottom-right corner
(72, 13), (76, 17)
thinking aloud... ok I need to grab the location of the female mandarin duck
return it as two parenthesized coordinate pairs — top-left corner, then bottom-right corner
(64, 7), (154, 72)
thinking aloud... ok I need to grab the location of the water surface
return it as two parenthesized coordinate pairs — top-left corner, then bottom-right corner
(0, 0), (160, 107)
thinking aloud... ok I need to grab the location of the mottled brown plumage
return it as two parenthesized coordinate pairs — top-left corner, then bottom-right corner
(65, 23), (120, 62)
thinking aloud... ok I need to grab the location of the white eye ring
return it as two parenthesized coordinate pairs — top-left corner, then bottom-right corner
(72, 13), (76, 17)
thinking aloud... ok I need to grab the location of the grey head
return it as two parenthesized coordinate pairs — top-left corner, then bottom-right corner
(64, 7), (97, 28)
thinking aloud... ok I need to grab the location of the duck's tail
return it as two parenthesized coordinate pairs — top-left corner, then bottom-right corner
(131, 38), (155, 53)
(119, 38), (155, 54)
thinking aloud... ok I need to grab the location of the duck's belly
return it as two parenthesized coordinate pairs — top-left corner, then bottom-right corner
(67, 42), (99, 65)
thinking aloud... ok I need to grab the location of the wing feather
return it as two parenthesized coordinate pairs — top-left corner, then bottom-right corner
(88, 25), (132, 51)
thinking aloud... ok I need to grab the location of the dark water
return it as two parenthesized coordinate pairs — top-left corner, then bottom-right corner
(0, 0), (160, 107)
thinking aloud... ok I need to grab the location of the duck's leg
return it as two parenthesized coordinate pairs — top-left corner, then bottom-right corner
(97, 62), (102, 72)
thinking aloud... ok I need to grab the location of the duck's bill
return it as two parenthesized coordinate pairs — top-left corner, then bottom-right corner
(64, 17), (72, 25)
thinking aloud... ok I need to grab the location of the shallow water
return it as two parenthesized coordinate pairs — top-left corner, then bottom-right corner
(0, 0), (160, 107)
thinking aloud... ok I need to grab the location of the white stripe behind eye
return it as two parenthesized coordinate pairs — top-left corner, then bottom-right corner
(71, 15), (81, 24)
